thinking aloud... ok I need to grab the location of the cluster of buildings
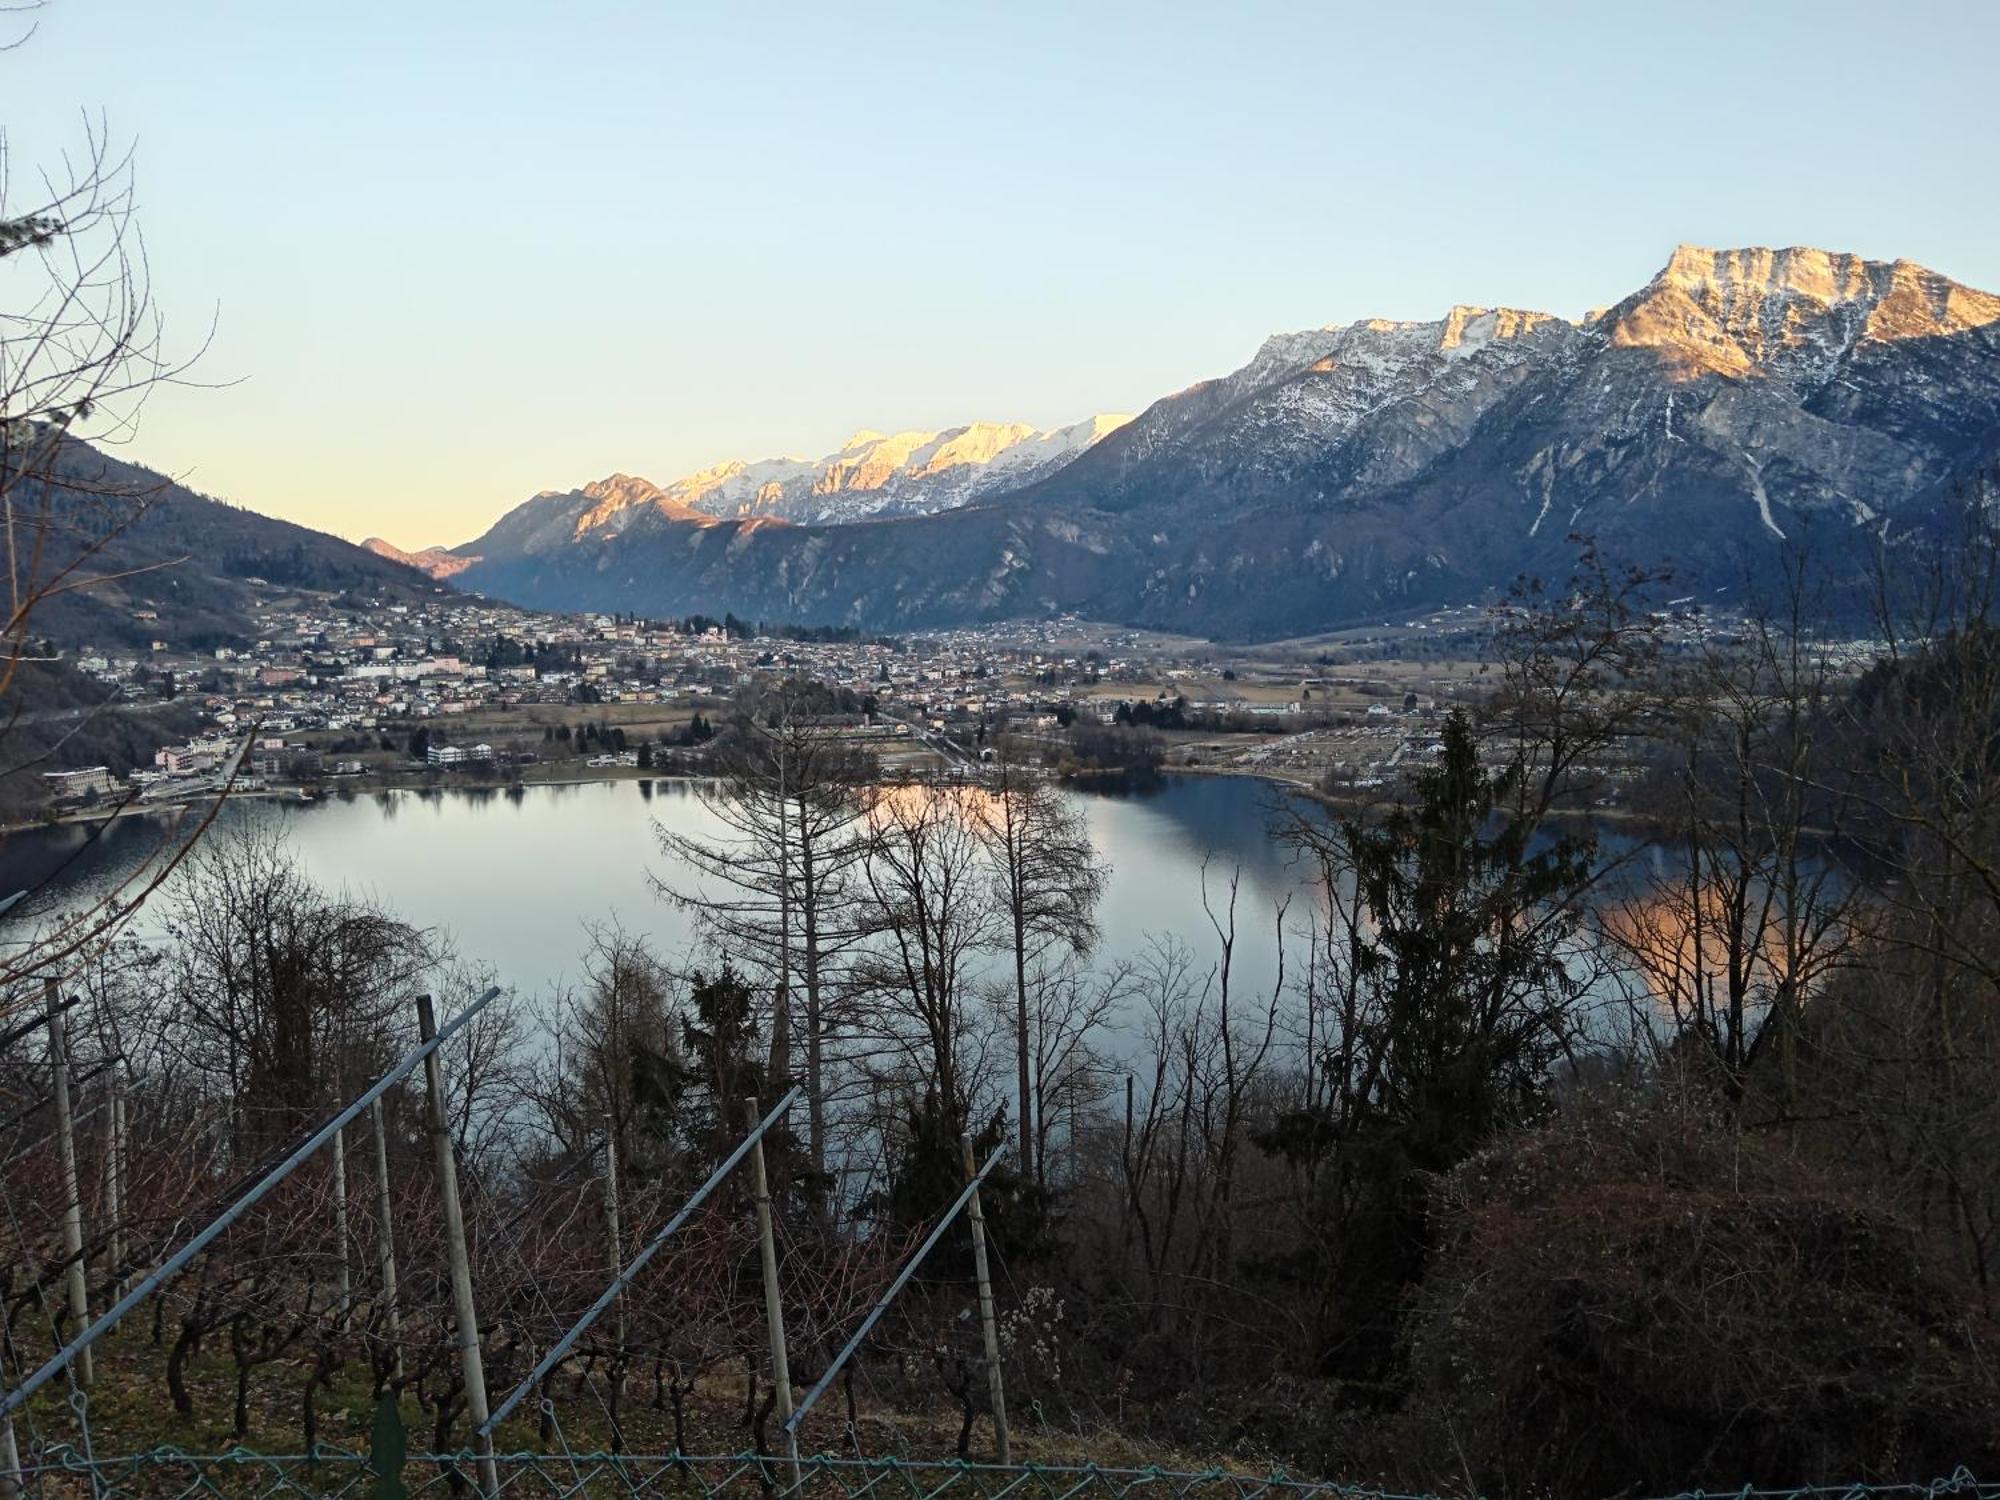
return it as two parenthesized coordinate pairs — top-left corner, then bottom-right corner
(37, 593), (1215, 811)
(44, 581), (1840, 816)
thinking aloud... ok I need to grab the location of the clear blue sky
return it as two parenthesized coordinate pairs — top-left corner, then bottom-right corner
(9, 0), (1997, 547)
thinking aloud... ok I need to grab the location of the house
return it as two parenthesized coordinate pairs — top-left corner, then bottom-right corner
(44, 766), (116, 801)
(155, 745), (216, 776)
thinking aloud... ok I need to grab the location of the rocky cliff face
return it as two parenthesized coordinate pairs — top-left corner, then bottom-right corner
(1602, 245), (2000, 380)
(452, 245), (2000, 638)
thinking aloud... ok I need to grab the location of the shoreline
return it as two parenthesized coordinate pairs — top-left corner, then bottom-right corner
(2, 765), (710, 839)
(7, 761), (1670, 846)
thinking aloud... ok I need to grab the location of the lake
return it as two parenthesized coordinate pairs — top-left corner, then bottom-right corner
(0, 775), (1316, 1012)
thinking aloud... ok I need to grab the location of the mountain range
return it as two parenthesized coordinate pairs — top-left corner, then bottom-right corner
(402, 244), (2000, 639)
(656, 416), (1136, 526)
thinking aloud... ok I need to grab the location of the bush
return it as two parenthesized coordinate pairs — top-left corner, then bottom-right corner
(1394, 1102), (2000, 1496)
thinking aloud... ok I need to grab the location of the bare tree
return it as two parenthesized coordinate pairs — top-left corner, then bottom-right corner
(972, 760), (1106, 1182)
(1110, 882), (1288, 1389)
(157, 824), (432, 1158)
(1, 53), (218, 991)
(1018, 956), (1125, 1187)
(1484, 542), (1670, 822)
(1, 113), (180, 670)
(532, 926), (680, 1175)
(655, 685), (872, 1191)
(1792, 480), (2000, 1290)
(853, 781), (999, 1137)
(1603, 558), (1856, 1112)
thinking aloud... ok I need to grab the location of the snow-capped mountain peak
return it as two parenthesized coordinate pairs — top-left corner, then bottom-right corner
(451, 244), (2000, 640)
(662, 415), (1135, 526)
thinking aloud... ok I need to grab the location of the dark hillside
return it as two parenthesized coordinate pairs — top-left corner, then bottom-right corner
(6, 435), (448, 650)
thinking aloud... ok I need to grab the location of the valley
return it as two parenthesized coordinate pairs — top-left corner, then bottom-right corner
(10, 6), (2000, 1491)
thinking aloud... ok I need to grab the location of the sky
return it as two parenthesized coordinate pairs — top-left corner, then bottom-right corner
(7, 0), (1998, 549)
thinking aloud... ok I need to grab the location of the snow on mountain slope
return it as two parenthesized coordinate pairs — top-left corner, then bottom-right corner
(452, 244), (2000, 641)
(666, 415), (1133, 525)
(1042, 304), (1581, 509)
(458, 415), (1132, 566)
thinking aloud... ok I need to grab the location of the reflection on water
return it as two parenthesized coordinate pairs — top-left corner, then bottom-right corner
(1598, 843), (1848, 1027)
(1, 775), (1315, 1007)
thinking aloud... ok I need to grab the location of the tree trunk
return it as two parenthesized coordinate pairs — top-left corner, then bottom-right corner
(1014, 897), (1034, 1185)
(167, 1321), (200, 1417)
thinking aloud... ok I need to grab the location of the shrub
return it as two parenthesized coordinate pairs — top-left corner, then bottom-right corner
(1394, 1101), (2000, 1496)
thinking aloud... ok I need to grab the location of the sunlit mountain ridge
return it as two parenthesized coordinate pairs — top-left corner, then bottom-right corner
(427, 245), (2000, 639)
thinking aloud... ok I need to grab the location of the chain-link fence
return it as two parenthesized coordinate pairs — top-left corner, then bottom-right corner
(10, 1445), (1427, 1499)
(6, 1449), (1995, 1500)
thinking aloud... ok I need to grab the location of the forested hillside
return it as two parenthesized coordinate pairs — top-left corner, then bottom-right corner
(9, 435), (446, 650)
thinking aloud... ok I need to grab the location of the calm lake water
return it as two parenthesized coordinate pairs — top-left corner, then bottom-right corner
(1, 776), (1315, 1009)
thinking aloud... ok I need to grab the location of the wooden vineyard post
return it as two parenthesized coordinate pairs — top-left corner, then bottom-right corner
(46, 981), (91, 1388)
(369, 1097), (404, 1381)
(1, 1412), (21, 1498)
(105, 1076), (128, 1303)
(417, 994), (498, 1496)
(745, 1097), (801, 1486)
(331, 1118), (353, 1332)
(961, 1133), (1010, 1463)
(603, 1112), (627, 1349)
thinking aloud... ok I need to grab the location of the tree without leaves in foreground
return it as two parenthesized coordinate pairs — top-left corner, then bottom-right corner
(1100, 879), (1289, 1399)
(972, 759), (1106, 1184)
(1481, 543), (1670, 821)
(157, 824), (433, 1158)
(654, 684), (873, 1197)
(531, 926), (682, 1182)
(0, 73), (219, 994)
(1793, 482), (2000, 1291)
(853, 780), (999, 1145)
(1019, 956), (1125, 1189)
(1603, 555), (1858, 1114)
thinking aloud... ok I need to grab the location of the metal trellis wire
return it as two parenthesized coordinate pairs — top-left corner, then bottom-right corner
(0, 985), (504, 1424)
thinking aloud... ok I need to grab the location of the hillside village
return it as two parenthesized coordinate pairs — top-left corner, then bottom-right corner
(24, 575), (1890, 827)
(25, 584), (1459, 818)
